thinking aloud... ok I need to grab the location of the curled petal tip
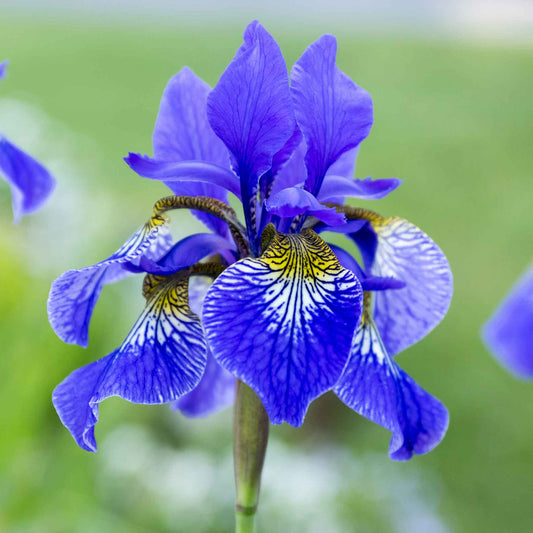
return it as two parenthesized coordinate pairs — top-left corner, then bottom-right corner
(335, 314), (448, 461)
(53, 276), (208, 451)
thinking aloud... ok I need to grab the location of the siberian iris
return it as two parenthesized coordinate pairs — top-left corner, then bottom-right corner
(0, 60), (55, 222)
(49, 21), (453, 461)
(482, 265), (533, 379)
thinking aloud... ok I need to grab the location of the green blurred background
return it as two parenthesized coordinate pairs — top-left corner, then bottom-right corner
(1, 3), (533, 532)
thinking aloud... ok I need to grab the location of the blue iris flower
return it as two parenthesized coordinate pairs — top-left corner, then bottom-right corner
(0, 60), (55, 222)
(49, 22), (452, 460)
(482, 265), (533, 379)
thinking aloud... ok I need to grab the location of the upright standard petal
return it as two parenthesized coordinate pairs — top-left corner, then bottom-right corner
(151, 67), (231, 236)
(326, 146), (359, 179)
(351, 216), (453, 355)
(335, 307), (449, 460)
(207, 21), (295, 247)
(269, 139), (307, 197)
(0, 136), (55, 223)
(53, 276), (208, 452)
(203, 228), (362, 426)
(48, 219), (171, 347)
(482, 265), (533, 378)
(291, 35), (373, 196)
(152, 67), (229, 166)
(260, 126), (303, 198)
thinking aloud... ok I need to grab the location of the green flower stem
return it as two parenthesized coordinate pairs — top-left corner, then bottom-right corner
(233, 380), (269, 533)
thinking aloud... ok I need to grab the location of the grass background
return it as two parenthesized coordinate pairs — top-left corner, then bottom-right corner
(1, 13), (533, 533)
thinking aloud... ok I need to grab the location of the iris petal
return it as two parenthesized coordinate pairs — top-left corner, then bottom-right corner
(150, 66), (231, 236)
(266, 186), (345, 226)
(0, 136), (56, 223)
(317, 176), (402, 203)
(48, 221), (171, 347)
(128, 232), (235, 275)
(271, 142), (361, 199)
(152, 67), (229, 166)
(261, 126), (303, 198)
(172, 349), (235, 418)
(52, 276), (208, 452)
(0, 60), (7, 80)
(124, 155), (241, 198)
(482, 265), (533, 378)
(291, 35), (373, 195)
(352, 217), (453, 355)
(207, 21), (295, 246)
(269, 139), (307, 196)
(326, 146), (359, 179)
(203, 229), (362, 426)
(335, 312), (449, 461)
(327, 242), (365, 278)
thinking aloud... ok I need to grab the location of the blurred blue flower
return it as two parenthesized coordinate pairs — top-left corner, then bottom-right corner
(49, 21), (452, 460)
(0, 60), (55, 222)
(482, 265), (533, 379)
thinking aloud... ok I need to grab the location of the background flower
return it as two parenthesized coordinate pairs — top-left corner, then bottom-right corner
(0, 61), (55, 222)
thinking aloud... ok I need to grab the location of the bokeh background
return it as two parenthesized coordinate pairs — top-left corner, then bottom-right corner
(1, 1), (532, 531)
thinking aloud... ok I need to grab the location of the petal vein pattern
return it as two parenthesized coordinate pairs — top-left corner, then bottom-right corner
(202, 229), (362, 426)
(48, 219), (171, 347)
(368, 217), (453, 355)
(290, 35), (373, 195)
(52, 276), (207, 452)
(335, 312), (449, 460)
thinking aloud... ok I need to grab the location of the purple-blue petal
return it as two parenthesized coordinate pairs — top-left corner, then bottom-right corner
(266, 186), (345, 226)
(317, 176), (402, 203)
(326, 146), (359, 179)
(269, 142), (359, 199)
(150, 66), (231, 235)
(53, 277), (208, 452)
(124, 154), (241, 198)
(351, 217), (453, 355)
(269, 139), (307, 197)
(202, 229), (362, 426)
(328, 243), (405, 291)
(482, 265), (533, 379)
(207, 21), (295, 243)
(361, 276), (407, 292)
(129, 232), (235, 275)
(314, 219), (368, 236)
(0, 136), (55, 223)
(269, 126), (303, 181)
(48, 222), (171, 347)
(261, 126), (303, 198)
(327, 242), (366, 279)
(291, 35), (373, 196)
(335, 314), (449, 461)
(172, 349), (235, 417)
(175, 277), (236, 417)
(152, 67), (229, 166)
(0, 60), (7, 80)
